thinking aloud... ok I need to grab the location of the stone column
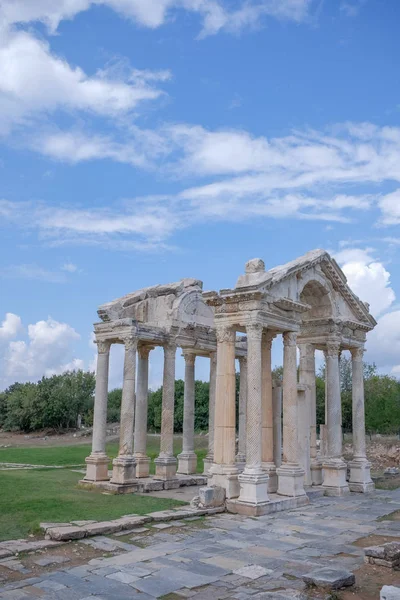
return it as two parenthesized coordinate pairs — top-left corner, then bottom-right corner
(133, 345), (152, 478)
(261, 332), (277, 492)
(85, 340), (111, 482)
(178, 350), (197, 474)
(238, 324), (269, 505)
(272, 382), (282, 468)
(209, 325), (239, 499)
(322, 341), (349, 496)
(203, 351), (216, 475)
(155, 341), (177, 480)
(110, 338), (137, 486)
(277, 332), (306, 497)
(236, 356), (247, 468)
(299, 344), (323, 486)
(349, 347), (374, 492)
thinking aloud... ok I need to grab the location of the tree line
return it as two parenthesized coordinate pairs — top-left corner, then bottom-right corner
(0, 358), (400, 434)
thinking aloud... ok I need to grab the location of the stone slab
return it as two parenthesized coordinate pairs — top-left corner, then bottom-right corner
(233, 565), (274, 580)
(303, 568), (355, 590)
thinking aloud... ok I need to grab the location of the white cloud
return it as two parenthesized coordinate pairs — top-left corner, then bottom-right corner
(335, 247), (395, 318)
(61, 263), (78, 273)
(0, 29), (170, 135)
(0, 0), (315, 36)
(379, 189), (400, 225)
(333, 246), (400, 376)
(367, 311), (400, 374)
(0, 313), (22, 341)
(2, 316), (83, 387)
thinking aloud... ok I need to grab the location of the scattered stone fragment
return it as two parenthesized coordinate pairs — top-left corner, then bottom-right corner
(364, 542), (400, 568)
(381, 585), (400, 600)
(303, 568), (355, 590)
(46, 526), (85, 541)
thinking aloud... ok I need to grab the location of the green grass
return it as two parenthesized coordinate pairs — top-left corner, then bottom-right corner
(0, 436), (208, 473)
(0, 437), (208, 541)
(0, 469), (187, 541)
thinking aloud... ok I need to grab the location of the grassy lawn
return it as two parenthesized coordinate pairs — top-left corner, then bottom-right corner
(0, 469), (187, 541)
(0, 436), (208, 541)
(0, 437), (208, 474)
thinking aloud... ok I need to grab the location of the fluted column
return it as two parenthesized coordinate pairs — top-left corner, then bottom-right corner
(299, 343), (322, 485)
(261, 331), (277, 492)
(236, 356), (247, 466)
(209, 325), (239, 499)
(133, 345), (152, 478)
(84, 340), (111, 482)
(238, 324), (269, 505)
(178, 350), (197, 474)
(110, 338), (137, 486)
(155, 341), (177, 480)
(203, 351), (216, 475)
(322, 341), (349, 496)
(272, 382), (282, 468)
(277, 332), (305, 497)
(349, 347), (374, 492)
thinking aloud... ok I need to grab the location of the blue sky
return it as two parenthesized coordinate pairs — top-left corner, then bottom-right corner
(1, 0), (400, 390)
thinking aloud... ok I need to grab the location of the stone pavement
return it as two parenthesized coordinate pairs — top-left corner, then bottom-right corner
(2, 488), (400, 599)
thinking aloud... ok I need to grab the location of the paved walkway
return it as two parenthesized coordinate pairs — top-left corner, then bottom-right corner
(1, 488), (400, 599)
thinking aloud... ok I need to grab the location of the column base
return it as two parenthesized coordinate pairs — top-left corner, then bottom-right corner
(348, 459), (375, 493)
(203, 454), (213, 476)
(84, 453), (110, 482)
(110, 455), (136, 485)
(310, 458), (324, 486)
(238, 469), (269, 505)
(276, 464), (306, 497)
(208, 464), (240, 499)
(133, 455), (151, 478)
(322, 459), (350, 496)
(262, 462), (278, 493)
(154, 455), (177, 480)
(177, 451), (197, 475)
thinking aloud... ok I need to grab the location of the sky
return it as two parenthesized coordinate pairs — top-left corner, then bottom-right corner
(1, 0), (400, 391)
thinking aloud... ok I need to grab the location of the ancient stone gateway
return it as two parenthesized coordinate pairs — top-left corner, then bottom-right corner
(83, 249), (376, 514)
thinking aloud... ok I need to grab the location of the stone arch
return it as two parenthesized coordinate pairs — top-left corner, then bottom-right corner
(299, 277), (335, 320)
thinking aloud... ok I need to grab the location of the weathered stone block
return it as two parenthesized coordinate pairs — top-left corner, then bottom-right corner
(303, 568), (355, 590)
(199, 486), (226, 508)
(381, 585), (400, 600)
(46, 526), (86, 541)
(84, 521), (121, 536)
(364, 542), (400, 568)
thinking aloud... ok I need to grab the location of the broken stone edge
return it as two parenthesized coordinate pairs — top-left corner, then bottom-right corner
(43, 506), (225, 541)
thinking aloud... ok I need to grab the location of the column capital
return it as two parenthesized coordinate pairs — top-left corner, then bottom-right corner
(238, 355), (247, 367)
(216, 325), (235, 344)
(123, 337), (138, 351)
(350, 347), (365, 361)
(262, 329), (276, 349)
(326, 341), (341, 358)
(138, 344), (153, 359)
(182, 350), (196, 366)
(298, 343), (315, 359)
(163, 340), (177, 355)
(246, 322), (263, 340)
(96, 340), (111, 354)
(283, 331), (297, 347)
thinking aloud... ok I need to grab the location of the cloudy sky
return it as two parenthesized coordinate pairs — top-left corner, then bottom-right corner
(1, 0), (400, 390)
